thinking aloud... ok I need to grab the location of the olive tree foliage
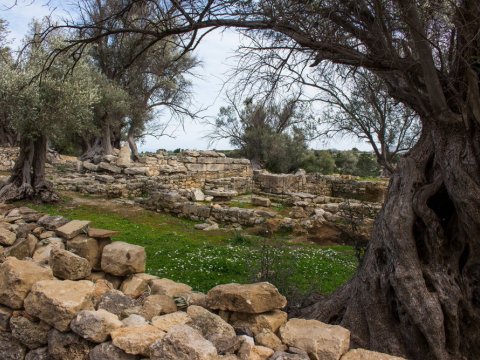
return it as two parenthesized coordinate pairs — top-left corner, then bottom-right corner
(0, 21), (99, 202)
(43, 1), (480, 358)
(75, 0), (200, 160)
(208, 96), (314, 172)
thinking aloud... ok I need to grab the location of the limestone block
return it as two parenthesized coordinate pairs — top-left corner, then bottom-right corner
(251, 196), (271, 207)
(229, 310), (288, 336)
(4, 235), (38, 260)
(117, 146), (132, 167)
(0, 331), (27, 360)
(111, 325), (165, 357)
(238, 341), (274, 360)
(206, 282), (287, 314)
(279, 318), (350, 360)
(33, 238), (65, 265)
(0, 227), (16, 246)
(98, 161), (122, 174)
(24, 279), (95, 332)
(48, 328), (93, 360)
(37, 215), (69, 230)
(25, 347), (49, 360)
(82, 161), (99, 172)
(70, 309), (122, 343)
(120, 274), (150, 298)
(0, 257), (54, 309)
(66, 235), (101, 269)
(150, 324), (218, 360)
(56, 220), (91, 239)
(97, 289), (137, 316)
(340, 349), (406, 360)
(10, 314), (50, 349)
(139, 294), (177, 320)
(98, 290), (136, 316)
(149, 278), (192, 297)
(50, 248), (92, 280)
(254, 329), (286, 352)
(88, 342), (139, 360)
(151, 311), (192, 332)
(101, 241), (145, 276)
(187, 305), (238, 354)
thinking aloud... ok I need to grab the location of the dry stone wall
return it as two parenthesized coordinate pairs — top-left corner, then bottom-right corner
(0, 205), (405, 360)
(253, 170), (388, 203)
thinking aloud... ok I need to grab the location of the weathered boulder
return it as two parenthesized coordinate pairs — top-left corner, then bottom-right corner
(111, 325), (165, 357)
(340, 349), (406, 360)
(238, 340), (274, 360)
(4, 235), (37, 260)
(206, 282), (287, 314)
(150, 324), (218, 360)
(120, 274), (150, 298)
(48, 328), (93, 360)
(70, 309), (122, 343)
(10, 314), (50, 349)
(98, 162), (122, 174)
(0, 227), (16, 246)
(33, 238), (65, 264)
(66, 235), (101, 269)
(251, 196), (271, 207)
(151, 311), (192, 332)
(0, 331), (27, 360)
(139, 294), (177, 320)
(187, 305), (238, 354)
(279, 318), (350, 360)
(24, 279), (95, 332)
(56, 220), (91, 239)
(149, 278), (192, 297)
(37, 215), (69, 230)
(25, 347), (50, 360)
(116, 145), (132, 167)
(101, 241), (145, 276)
(255, 329), (286, 352)
(0, 257), (54, 309)
(97, 289), (137, 316)
(88, 341), (140, 360)
(191, 189), (206, 202)
(229, 310), (288, 336)
(50, 248), (92, 280)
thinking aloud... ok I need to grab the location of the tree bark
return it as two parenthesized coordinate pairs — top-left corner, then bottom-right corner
(0, 134), (58, 203)
(127, 124), (140, 161)
(300, 119), (480, 360)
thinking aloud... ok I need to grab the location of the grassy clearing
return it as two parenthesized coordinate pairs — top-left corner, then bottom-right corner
(24, 196), (357, 296)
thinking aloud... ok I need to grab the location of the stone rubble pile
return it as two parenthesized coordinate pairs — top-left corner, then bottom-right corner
(0, 205), (405, 360)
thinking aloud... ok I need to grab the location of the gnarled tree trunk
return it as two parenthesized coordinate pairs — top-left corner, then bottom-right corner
(301, 119), (480, 359)
(0, 134), (58, 203)
(127, 123), (140, 162)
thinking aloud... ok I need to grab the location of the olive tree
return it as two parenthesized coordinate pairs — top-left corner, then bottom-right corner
(41, 1), (480, 358)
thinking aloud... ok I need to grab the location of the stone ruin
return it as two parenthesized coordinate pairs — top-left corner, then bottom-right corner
(0, 204), (405, 360)
(0, 146), (388, 240)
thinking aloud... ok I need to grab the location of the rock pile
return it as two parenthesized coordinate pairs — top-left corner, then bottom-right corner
(0, 205), (403, 359)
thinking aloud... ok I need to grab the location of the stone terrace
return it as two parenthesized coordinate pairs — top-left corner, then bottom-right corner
(0, 205), (404, 359)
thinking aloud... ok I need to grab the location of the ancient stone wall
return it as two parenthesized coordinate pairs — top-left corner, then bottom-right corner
(0, 205), (404, 360)
(253, 170), (388, 203)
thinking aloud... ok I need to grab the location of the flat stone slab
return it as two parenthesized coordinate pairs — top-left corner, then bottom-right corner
(206, 282), (287, 314)
(88, 228), (120, 238)
(56, 220), (91, 239)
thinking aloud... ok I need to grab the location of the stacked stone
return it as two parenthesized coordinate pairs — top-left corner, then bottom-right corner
(0, 205), (403, 359)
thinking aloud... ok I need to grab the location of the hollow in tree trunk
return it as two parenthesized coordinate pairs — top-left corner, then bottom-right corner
(300, 119), (480, 360)
(0, 134), (59, 203)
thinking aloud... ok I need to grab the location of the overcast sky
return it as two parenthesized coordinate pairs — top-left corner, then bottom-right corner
(1, 0), (369, 152)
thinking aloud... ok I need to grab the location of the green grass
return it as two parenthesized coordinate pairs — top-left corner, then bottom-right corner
(24, 198), (357, 295)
